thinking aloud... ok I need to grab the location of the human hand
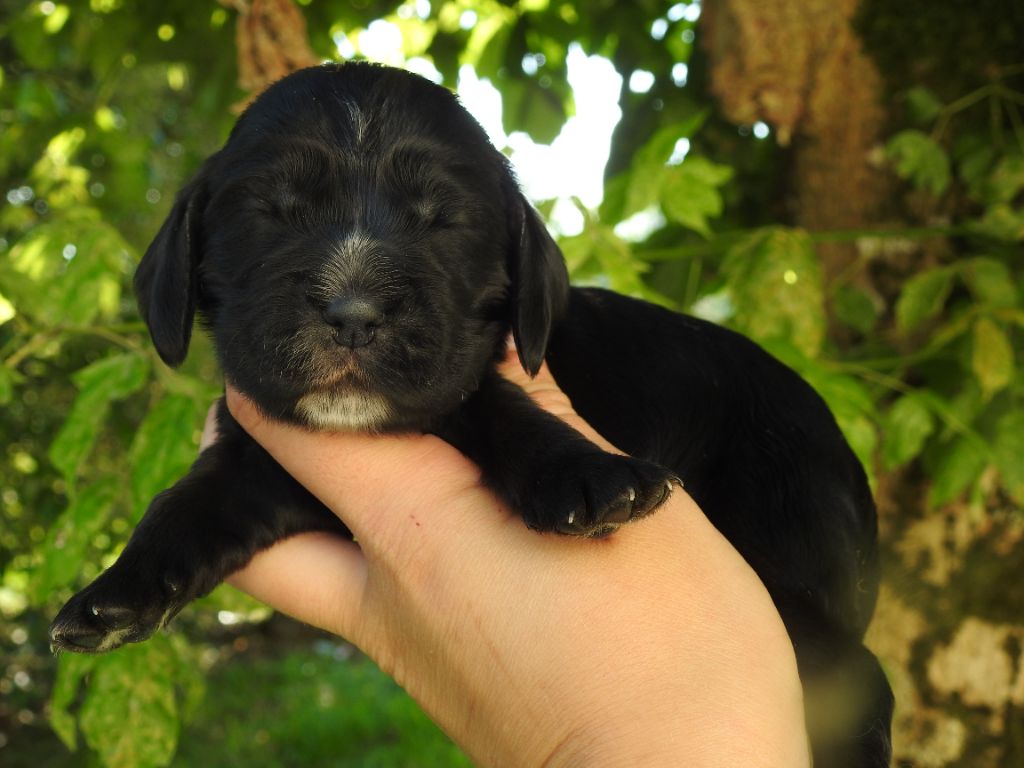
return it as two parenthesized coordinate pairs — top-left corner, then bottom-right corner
(217, 346), (809, 768)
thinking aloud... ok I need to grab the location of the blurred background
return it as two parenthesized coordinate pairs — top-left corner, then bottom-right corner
(1, 1), (1022, 765)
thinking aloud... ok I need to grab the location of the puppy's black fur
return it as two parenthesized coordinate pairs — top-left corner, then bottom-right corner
(51, 62), (893, 766)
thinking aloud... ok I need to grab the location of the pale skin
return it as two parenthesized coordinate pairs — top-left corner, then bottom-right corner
(210, 346), (811, 767)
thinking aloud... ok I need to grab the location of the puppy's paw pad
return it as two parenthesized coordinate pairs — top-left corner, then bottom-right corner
(528, 453), (678, 537)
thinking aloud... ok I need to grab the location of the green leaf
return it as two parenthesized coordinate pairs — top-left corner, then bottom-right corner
(637, 113), (709, 170)
(973, 203), (1024, 241)
(622, 112), (709, 217)
(971, 317), (1014, 400)
(0, 214), (130, 326)
(30, 477), (119, 602)
(886, 129), (951, 196)
(928, 435), (987, 507)
(50, 653), (99, 751)
(130, 394), (204, 515)
(598, 172), (630, 223)
(959, 257), (1016, 308)
(895, 266), (955, 332)
(805, 368), (877, 474)
(660, 157), (733, 237)
(590, 227), (641, 287)
(985, 155), (1024, 205)
(958, 145), (998, 201)
(833, 284), (879, 334)
(904, 86), (943, 124)
(0, 290), (15, 326)
(993, 411), (1024, 505)
(48, 353), (150, 481)
(389, 15), (437, 59)
(168, 635), (206, 723)
(882, 393), (935, 469)
(500, 77), (570, 145)
(558, 231), (596, 277)
(0, 365), (13, 405)
(77, 638), (185, 768)
(460, 6), (513, 74)
(838, 414), (878, 488)
(722, 228), (825, 357)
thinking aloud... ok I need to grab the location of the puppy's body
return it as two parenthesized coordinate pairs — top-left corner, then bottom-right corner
(51, 62), (892, 766)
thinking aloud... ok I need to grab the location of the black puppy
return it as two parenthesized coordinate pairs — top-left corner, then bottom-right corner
(50, 62), (892, 766)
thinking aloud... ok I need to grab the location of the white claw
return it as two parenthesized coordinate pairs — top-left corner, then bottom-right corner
(627, 488), (636, 502)
(567, 510), (575, 525)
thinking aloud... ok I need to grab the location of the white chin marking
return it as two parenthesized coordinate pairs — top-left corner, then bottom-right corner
(295, 391), (392, 432)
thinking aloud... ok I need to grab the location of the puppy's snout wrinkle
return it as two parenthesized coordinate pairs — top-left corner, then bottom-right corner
(324, 295), (385, 348)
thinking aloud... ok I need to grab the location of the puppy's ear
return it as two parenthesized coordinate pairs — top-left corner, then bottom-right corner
(507, 192), (570, 376)
(134, 178), (207, 367)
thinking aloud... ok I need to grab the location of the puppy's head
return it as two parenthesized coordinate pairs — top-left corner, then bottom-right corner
(136, 62), (568, 431)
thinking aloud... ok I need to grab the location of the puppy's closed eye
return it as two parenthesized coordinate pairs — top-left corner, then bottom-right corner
(414, 201), (456, 230)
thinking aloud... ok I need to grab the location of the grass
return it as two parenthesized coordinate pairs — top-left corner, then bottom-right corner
(4, 633), (469, 768)
(172, 642), (470, 768)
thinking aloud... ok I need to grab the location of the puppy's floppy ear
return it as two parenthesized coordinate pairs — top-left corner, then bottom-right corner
(507, 191), (570, 376)
(134, 178), (207, 367)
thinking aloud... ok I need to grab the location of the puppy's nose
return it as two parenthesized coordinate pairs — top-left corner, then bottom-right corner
(323, 296), (384, 348)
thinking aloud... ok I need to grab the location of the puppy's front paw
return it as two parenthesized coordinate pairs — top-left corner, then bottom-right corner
(49, 562), (187, 654)
(522, 451), (679, 537)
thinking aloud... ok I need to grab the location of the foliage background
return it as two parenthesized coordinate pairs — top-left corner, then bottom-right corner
(1, 0), (1022, 765)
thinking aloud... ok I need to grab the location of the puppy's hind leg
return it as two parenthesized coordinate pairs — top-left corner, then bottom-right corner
(49, 399), (346, 653)
(792, 622), (894, 768)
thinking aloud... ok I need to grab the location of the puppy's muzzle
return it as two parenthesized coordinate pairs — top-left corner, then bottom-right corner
(323, 295), (385, 348)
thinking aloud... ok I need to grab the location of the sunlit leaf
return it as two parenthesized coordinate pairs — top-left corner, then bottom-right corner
(971, 317), (1014, 400)
(0, 291), (15, 325)
(30, 477), (119, 602)
(43, 4), (70, 34)
(130, 393), (204, 516)
(1, 215), (130, 326)
(49, 353), (150, 481)
(660, 157), (732, 238)
(557, 230), (596, 277)
(722, 228), (825, 357)
(51, 653), (99, 750)
(391, 15), (437, 58)
(590, 226), (647, 296)
(77, 637), (187, 768)
(460, 5), (513, 72)
(623, 112), (709, 217)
